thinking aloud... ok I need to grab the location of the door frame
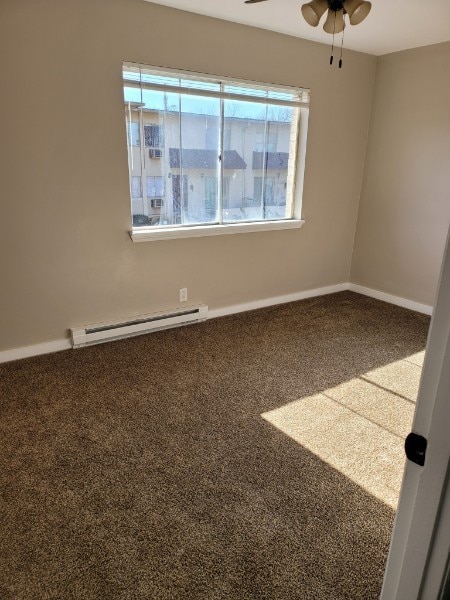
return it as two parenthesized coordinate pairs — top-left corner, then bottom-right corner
(381, 226), (450, 599)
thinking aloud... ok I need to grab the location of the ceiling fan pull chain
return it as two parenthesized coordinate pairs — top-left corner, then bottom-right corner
(330, 11), (336, 65)
(339, 15), (346, 68)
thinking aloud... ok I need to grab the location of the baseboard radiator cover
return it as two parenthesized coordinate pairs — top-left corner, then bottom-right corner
(70, 305), (208, 348)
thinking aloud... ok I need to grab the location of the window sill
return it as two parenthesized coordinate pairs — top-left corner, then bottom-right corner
(130, 219), (305, 242)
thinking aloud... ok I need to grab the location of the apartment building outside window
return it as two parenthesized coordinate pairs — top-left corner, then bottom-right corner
(123, 63), (310, 239)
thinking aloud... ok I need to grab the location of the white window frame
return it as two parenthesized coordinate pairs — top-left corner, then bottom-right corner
(123, 63), (309, 242)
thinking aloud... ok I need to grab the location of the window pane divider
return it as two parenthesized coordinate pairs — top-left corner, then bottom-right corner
(218, 94), (224, 225)
(178, 93), (184, 226)
(261, 105), (268, 220)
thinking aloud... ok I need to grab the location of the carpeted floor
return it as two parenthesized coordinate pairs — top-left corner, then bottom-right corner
(0, 291), (430, 599)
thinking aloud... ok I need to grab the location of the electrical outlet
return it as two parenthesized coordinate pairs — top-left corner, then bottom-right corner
(179, 288), (188, 302)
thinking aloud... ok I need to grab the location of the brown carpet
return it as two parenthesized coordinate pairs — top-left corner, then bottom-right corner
(0, 291), (430, 599)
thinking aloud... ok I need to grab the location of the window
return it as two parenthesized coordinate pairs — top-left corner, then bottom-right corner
(254, 176), (274, 204)
(145, 124), (163, 148)
(255, 130), (277, 153)
(204, 176), (217, 211)
(222, 177), (231, 209)
(127, 121), (140, 146)
(146, 176), (165, 198)
(252, 176), (285, 218)
(205, 127), (219, 151)
(223, 124), (232, 152)
(123, 63), (310, 240)
(130, 176), (142, 198)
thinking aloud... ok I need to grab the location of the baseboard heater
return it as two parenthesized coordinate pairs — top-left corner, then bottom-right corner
(70, 305), (208, 348)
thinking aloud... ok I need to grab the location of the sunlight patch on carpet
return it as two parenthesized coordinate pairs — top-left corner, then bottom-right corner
(261, 353), (425, 509)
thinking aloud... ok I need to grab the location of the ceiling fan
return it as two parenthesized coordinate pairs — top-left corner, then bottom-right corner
(244, 0), (372, 35)
(244, 0), (372, 67)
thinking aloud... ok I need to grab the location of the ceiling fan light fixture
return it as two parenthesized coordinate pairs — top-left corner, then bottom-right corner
(323, 8), (345, 34)
(345, 0), (372, 25)
(342, 0), (362, 17)
(301, 0), (328, 27)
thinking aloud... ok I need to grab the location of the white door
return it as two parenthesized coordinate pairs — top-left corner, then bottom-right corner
(381, 226), (450, 600)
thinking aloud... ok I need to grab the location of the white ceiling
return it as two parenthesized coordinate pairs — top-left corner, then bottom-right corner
(144, 0), (450, 56)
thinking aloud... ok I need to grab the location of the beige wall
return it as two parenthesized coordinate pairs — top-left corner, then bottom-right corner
(351, 42), (450, 306)
(0, 0), (375, 351)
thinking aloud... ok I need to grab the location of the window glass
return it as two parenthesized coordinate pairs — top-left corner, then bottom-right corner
(131, 176), (142, 199)
(145, 125), (163, 148)
(146, 176), (165, 198)
(127, 121), (140, 146)
(123, 64), (307, 230)
(255, 130), (277, 153)
(205, 176), (217, 211)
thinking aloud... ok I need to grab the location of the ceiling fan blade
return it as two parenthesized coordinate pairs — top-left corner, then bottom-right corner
(244, 0), (269, 4)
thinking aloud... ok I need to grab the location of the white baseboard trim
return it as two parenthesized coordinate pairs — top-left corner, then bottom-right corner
(0, 339), (71, 365)
(348, 283), (433, 316)
(1, 282), (433, 364)
(208, 283), (349, 320)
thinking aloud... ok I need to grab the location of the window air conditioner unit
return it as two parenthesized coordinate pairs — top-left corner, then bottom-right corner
(149, 148), (163, 158)
(151, 198), (163, 208)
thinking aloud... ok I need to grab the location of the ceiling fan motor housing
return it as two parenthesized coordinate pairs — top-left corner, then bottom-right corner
(328, 0), (344, 11)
